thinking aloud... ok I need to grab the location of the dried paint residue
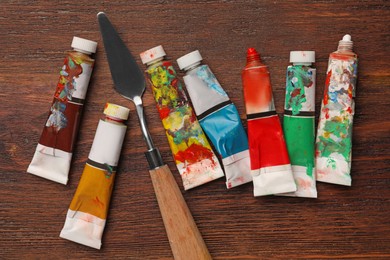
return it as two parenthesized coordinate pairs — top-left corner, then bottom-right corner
(147, 61), (187, 119)
(285, 65), (314, 115)
(46, 55), (83, 132)
(196, 65), (227, 97)
(175, 143), (215, 165)
(242, 66), (274, 114)
(317, 112), (352, 161)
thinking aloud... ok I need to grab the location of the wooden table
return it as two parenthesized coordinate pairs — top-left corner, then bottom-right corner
(1, 1), (389, 259)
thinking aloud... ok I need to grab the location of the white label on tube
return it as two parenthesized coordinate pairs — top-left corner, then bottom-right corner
(27, 143), (71, 185)
(183, 74), (229, 116)
(60, 209), (105, 249)
(302, 68), (316, 112)
(71, 63), (93, 100)
(252, 164), (296, 196)
(88, 120), (127, 167)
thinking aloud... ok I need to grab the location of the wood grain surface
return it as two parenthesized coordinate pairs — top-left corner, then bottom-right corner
(1, 0), (389, 259)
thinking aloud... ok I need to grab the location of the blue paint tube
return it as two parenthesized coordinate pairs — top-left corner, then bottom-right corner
(177, 50), (252, 188)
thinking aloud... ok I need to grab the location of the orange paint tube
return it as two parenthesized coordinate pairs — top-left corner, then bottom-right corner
(60, 103), (129, 249)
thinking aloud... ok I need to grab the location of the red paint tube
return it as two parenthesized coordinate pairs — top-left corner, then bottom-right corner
(241, 48), (296, 196)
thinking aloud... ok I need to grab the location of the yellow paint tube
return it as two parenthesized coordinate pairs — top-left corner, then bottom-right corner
(60, 103), (129, 249)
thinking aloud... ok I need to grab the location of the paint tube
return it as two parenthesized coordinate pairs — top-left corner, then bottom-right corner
(316, 35), (358, 186)
(60, 103), (129, 249)
(281, 51), (317, 198)
(241, 47), (296, 196)
(27, 37), (97, 185)
(140, 46), (224, 190)
(176, 50), (251, 189)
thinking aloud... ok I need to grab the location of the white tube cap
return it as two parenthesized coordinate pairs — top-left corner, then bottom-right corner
(104, 103), (130, 120)
(177, 50), (203, 71)
(338, 34), (353, 49)
(289, 51), (315, 64)
(140, 45), (166, 65)
(71, 36), (97, 54)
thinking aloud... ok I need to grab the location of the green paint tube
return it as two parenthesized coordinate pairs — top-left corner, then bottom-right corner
(281, 51), (317, 198)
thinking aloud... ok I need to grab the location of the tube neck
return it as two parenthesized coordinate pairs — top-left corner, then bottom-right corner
(73, 48), (92, 55)
(184, 61), (201, 72)
(105, 115), (125, 125)
(337, 34), (353, 51)
(337, 44), (353, 51)
(293, 62), (312, 66)
(146, 57), (164, 67)
(246, 47), (261, 63)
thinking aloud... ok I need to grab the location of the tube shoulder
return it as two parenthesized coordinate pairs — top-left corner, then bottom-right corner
(330, 51), (357, 61)
(69, 51), (94, 63)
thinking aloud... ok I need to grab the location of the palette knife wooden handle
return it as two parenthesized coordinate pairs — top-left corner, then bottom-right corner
(149, 164), (212, 260)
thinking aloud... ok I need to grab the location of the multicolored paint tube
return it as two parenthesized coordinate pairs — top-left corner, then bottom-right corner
(177, 50), (251, 189)
(316, 34), (358, 186)
(27, 37), (97, 185)
(282, 51), (317, 198)
(241, 48), (296, 197)
(140, 46), (224, 190)
(60, 103), (129, 249)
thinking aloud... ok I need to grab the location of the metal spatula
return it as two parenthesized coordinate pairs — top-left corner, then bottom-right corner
(98, 12), (211, 259)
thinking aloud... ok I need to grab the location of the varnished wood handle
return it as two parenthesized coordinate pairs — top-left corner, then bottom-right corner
(149, 164), (212, 260)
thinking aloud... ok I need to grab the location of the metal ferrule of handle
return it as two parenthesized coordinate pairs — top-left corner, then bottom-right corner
(145, 148), (164, 170)
(133, 96), (164, 169)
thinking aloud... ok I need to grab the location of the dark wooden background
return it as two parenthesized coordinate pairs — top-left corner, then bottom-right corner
(1, 1), (389, 259)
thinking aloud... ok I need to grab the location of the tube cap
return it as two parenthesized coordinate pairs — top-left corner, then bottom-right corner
(104, 103), (130, 121)
(177, 50), (203, 71)
(289, 51), (315, 64)
(140, 45), (166, 64)
(338, 34), (353, 49)
(71, 36), (97, 54)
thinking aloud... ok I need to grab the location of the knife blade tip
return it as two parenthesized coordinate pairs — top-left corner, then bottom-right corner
(97, 11), (106, 18)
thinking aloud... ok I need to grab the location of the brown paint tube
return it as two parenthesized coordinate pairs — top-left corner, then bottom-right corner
(27, 37), (97, 184)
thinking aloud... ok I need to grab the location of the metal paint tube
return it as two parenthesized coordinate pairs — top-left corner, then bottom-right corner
(316, 35), (358, 186)
(177, 50), (251, 189)
(281, 51), (317, 198)
(27, 37), (97, 185)
(241, 48), (296, 196)
(60, 103), (129, 249)
(140, 46), (224, 190)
